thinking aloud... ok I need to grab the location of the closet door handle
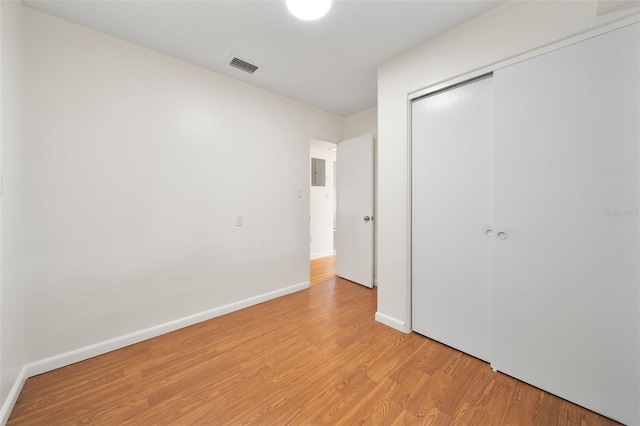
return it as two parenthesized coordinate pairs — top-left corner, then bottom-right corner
(497, 231), (507, 240)
(485, 229), (494, 237)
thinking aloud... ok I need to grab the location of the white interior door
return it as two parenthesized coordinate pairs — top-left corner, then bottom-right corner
(492, 24), (639, 425)
(336, 135), (374, 287)
(411, 76), (493, 362)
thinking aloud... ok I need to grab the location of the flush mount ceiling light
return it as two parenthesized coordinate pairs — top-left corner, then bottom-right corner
(286, 0), (332, 21)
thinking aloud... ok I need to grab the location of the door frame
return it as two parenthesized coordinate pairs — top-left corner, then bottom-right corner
(309, 139), (337, 261)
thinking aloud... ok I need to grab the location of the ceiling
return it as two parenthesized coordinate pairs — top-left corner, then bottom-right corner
(23, 0), (503, 117)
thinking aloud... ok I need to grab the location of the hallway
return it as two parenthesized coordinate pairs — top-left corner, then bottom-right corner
(311, 255), (336, 285)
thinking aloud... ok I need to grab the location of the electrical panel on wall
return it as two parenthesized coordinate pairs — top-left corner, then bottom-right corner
(311, 158), (326, 186)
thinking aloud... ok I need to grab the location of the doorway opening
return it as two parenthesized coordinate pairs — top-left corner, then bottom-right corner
(310, 139), (337, 284)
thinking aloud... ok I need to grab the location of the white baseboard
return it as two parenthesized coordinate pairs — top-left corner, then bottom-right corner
(24, 281), (310, 378)
(310, 251), (335, 260)
(1, 282), (309, 422)
(375, 311), (411, 333)
(0, 366), (28, 426)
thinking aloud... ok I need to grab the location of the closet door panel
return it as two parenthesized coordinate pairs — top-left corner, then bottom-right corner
(492, 24), (639, 424)
(412, 76), (492, 361)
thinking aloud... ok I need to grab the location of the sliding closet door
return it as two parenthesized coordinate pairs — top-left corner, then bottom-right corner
(412, 76), (492, 362)
(492, 24), (639, 425)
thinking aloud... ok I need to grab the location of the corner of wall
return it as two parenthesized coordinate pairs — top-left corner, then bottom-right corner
(0, 0), (26, 423)
(0, 367), (27, 425)
(343, 106), (378, 141)
(375, 311), (411, 333)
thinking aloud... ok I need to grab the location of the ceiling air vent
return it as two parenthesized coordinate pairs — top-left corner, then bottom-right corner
(229, 57), (259, 74)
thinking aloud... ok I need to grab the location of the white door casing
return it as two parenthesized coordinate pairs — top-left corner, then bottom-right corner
(336, 134), (374, 288)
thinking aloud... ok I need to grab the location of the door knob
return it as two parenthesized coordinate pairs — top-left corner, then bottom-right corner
(485, 229), (494, 237)
(363, 216), (371, 223)
(497, 231), (507, 240)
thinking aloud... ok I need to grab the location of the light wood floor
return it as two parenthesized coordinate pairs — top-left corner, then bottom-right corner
(310, 254), (336, 285)
(9, 278), (617, 425)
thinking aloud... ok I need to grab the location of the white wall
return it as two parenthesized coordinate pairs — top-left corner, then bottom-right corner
(376, 0), (640, 332)
(310, 140), (336, 259)
(0, 0), (26, 420)
(343, 107), (377, 141)
(23, 8), (344, 365)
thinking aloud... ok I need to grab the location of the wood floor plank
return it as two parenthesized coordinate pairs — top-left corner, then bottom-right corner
(451, 368), (501, 424)
(8, 278), (620, 425)
(404, 371), (451, 423)
(310, 254), (336, 285)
